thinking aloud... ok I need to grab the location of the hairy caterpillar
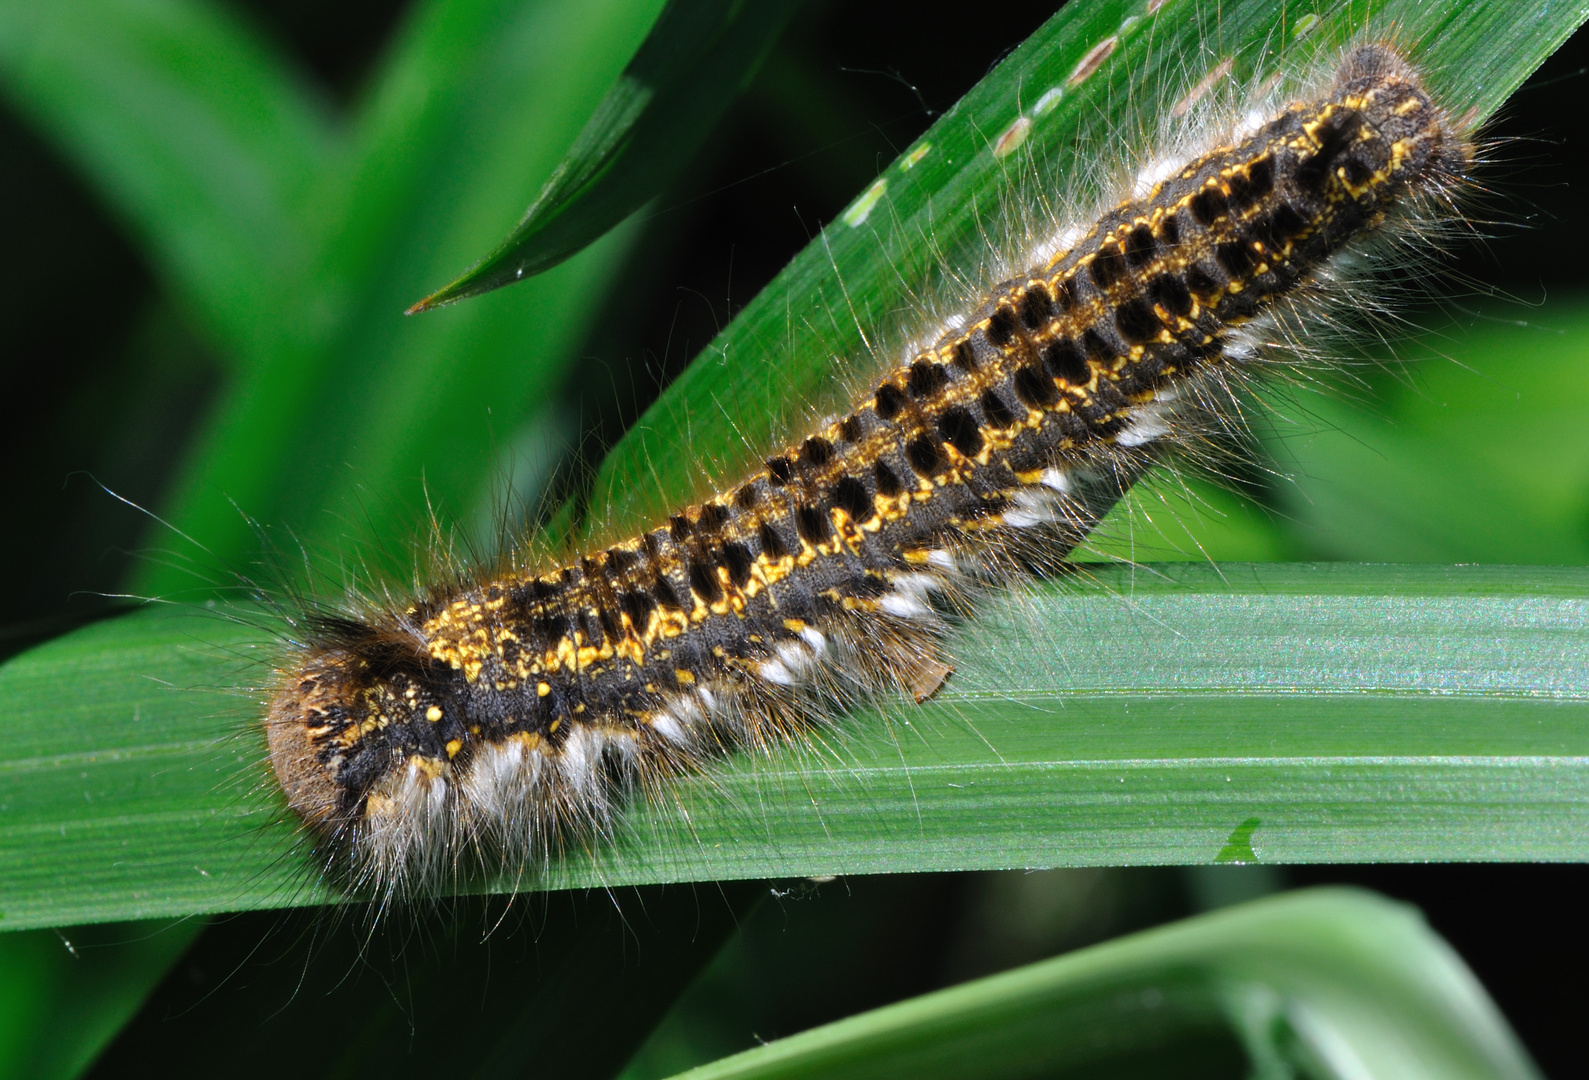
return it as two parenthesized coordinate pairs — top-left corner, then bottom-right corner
(265, 40), (1471, 898)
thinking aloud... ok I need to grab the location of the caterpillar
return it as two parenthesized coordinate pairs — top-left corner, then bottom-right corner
(266, 40), (1471, 897)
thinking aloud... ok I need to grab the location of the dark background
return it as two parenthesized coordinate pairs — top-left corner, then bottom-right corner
(3, 0), (1586, 1075)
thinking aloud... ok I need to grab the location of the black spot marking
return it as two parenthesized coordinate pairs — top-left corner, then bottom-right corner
(873, 460), (903, 497)
(801, 436), (834, 468)
(1227, 155), (1275, 211)
(950, 338), (977, 371)
(1266, 202), (1308, 244)
(720, 541), (754, 588)
(1082, 327), (1118, 362)
(619, 590), (655, 627)
(596, 604), (622, 643)
(535, 613), (570, 643)
(1041, 338), (1089, 384)
(640, 532), (659, 559)
(875, 382), (906, 420)
(1014, 365), (1061, 408)
(979, 388), (1020, 428)
(1053, 277), (1077, 310)
(907, 360), (949, 398)
(734, 484), (759, 510)
(987, 304), (1020, 346)
(1342, 156), (1374, 186)
(906, 435), (946, 476)
(832, 475), (874, 522)
(1297, 109), (1361, 193)
(605, 547), (637, 574)
(1150, 274), (1194, 317)
(1216, 240), (1256, 278)
(795, 504), (831, 544)
(697, 503), (730, 532)
(1091, 244), (1126, 289)
(1019, 283), (1053, 330)
(1186, 265), (1220, 300)
(1157, 214), (1181, 247)
(1115, 298), (1162, 345)
(839, 415), (863, 443)
(669, 515), (691, 542)
(688, 559), (722, 603)
(1190, 185), (1228, 225)
(766, 456), (793, 485)
(1124, 224), (1156, 267)
(758, 520), (789, 561)
(939, 406), (984, 459)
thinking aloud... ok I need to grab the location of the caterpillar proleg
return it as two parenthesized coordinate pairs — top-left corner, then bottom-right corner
(266, 38), (1472, 898)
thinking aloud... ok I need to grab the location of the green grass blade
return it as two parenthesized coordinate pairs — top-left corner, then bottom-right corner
(411, 0), (803, 310)
(3, 563), (1587, 931)
(579, 0), (1589, 540)
(0, 0), (334, 370)
(665, 889), (1539, 1080)
(132, 0), (665, 595)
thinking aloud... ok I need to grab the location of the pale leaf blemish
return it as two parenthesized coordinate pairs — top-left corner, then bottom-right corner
(993, 116), (1032, 158)
(1172, 56), (1233, 117)
(842, 179), (889, 227)
(1032, 86), (1064, 117)
(899, 142), (931, 171)
(1292, 13), (1320, 39)
(1067, 36), (1118, 86)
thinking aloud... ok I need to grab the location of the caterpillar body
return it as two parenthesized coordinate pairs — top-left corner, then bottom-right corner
(267, 42), (1470, 896)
